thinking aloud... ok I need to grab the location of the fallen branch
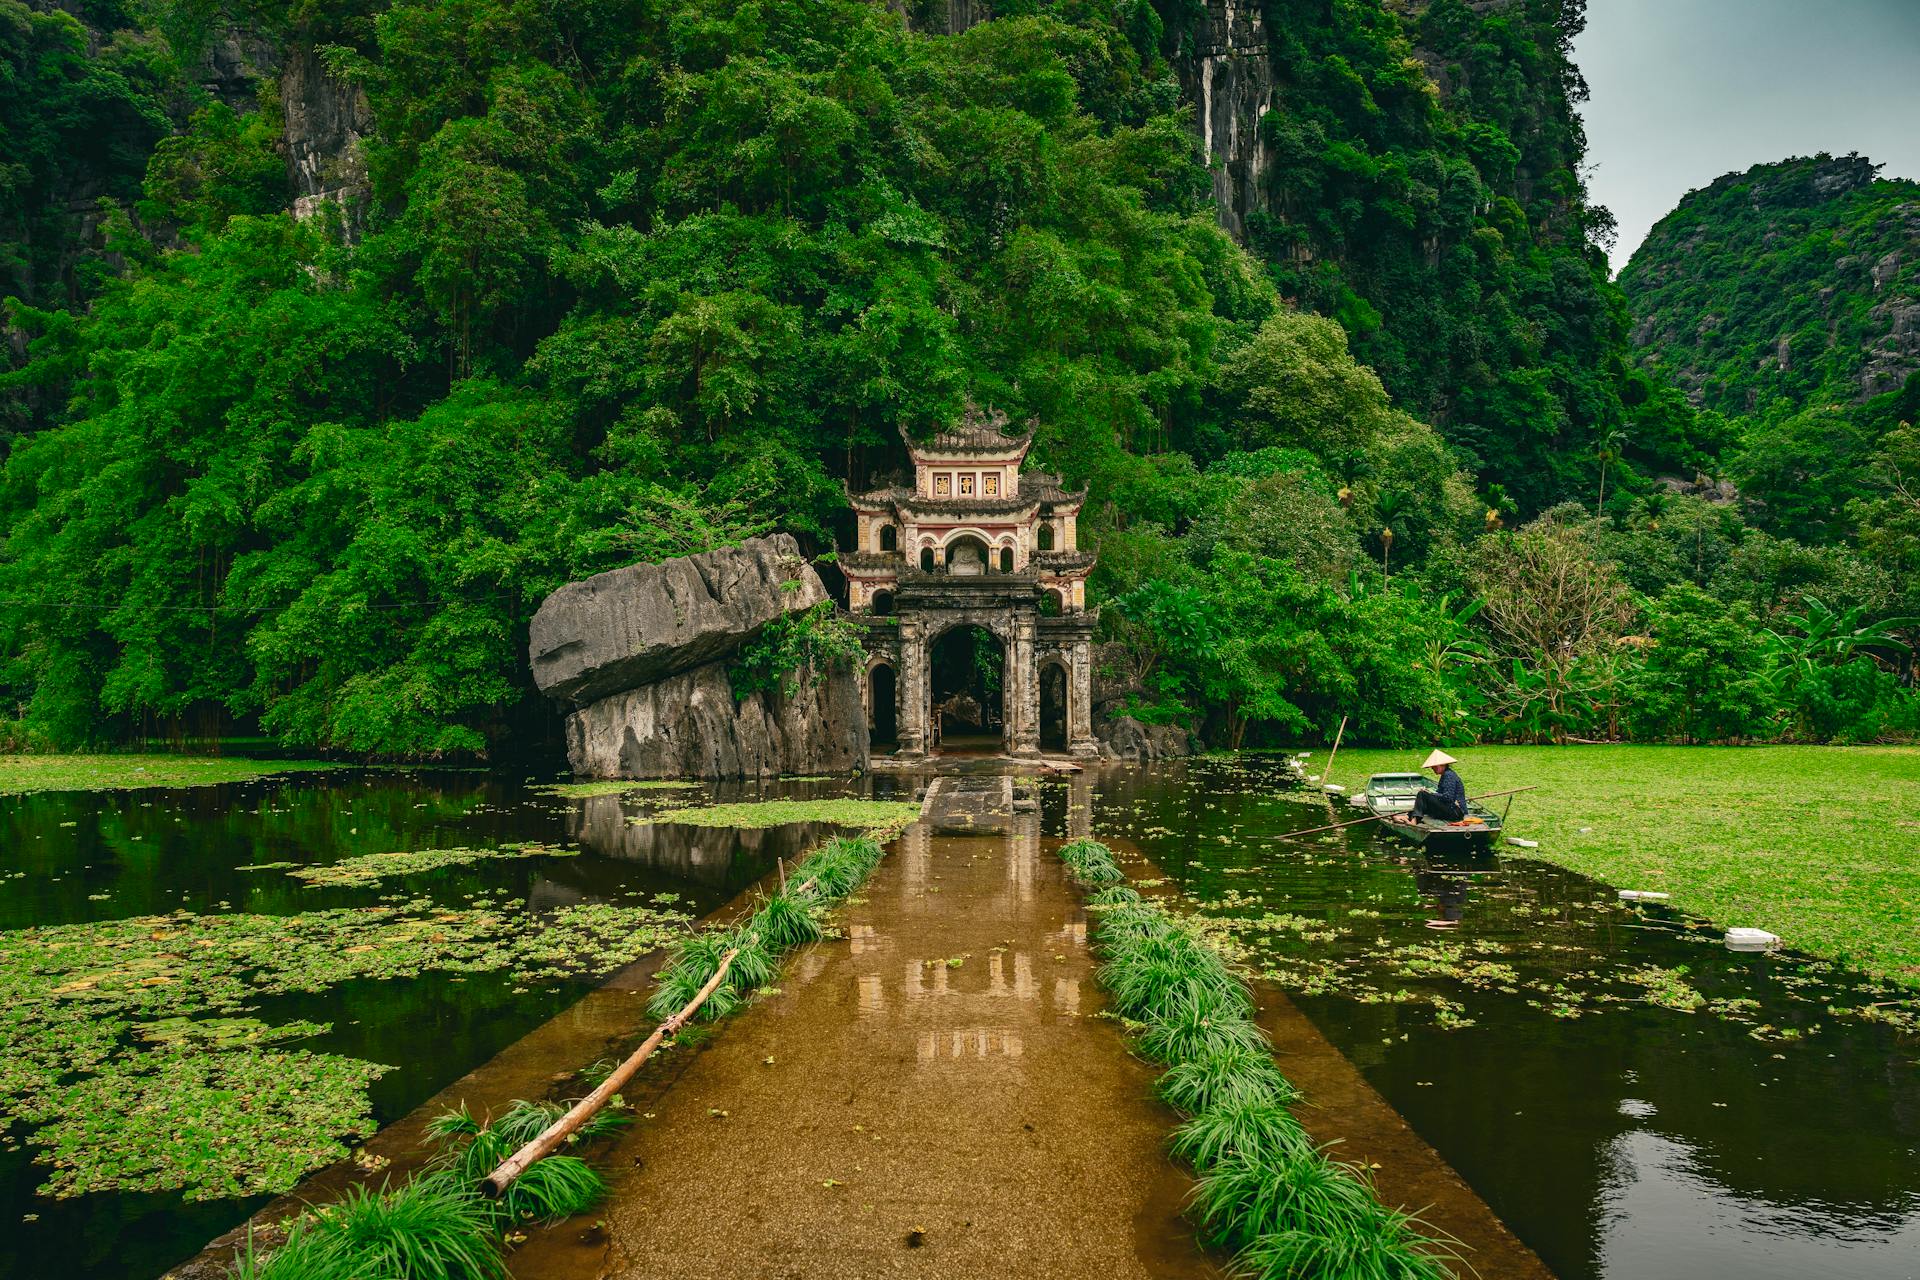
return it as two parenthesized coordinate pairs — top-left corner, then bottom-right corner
(481, 946), (740, 1197)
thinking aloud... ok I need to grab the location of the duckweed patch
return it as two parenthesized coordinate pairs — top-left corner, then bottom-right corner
(0, 755), (336, 794)
(529, 780), (696, 798)
(289, 843), (578, 887)
(640, 798), (921, 837)
(33, 1048), (389, 1201)
(0, 899), (689, 1201)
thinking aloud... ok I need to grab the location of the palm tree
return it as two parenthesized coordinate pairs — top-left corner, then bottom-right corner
(1595, 427), (1628, 517)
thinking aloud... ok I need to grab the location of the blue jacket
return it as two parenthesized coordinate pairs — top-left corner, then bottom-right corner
(1436, 767), (1467, 810)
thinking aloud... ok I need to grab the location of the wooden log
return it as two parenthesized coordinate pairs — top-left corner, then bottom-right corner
(481, 946), (740, 1197)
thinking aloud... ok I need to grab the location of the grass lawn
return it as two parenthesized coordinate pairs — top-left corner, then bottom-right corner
(0, 754), (336, 795)
(1319, 745), (1920, 986)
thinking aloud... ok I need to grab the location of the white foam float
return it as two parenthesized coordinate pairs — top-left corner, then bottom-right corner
(1618, 889), (1669, 902)
(1507, 837), (1540, 849)
(1724, 928), (1781, 952)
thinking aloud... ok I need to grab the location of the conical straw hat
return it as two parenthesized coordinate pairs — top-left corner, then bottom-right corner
(1423, 749), (1457, 769)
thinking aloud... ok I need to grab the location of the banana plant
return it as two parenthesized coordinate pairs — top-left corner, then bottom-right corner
(1766, 596), (1917, 676)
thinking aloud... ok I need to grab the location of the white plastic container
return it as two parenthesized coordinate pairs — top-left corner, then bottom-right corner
(1724, 928), (1781, 952)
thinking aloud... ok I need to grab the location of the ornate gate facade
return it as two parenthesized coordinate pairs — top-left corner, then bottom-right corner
(845, 405), (1099, 759)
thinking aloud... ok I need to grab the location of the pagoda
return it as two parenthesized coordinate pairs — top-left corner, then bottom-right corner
(844, 404), (1099, 759)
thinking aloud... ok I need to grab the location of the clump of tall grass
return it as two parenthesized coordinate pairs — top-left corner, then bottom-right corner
(1056, 839), (1457, 1280)
(426, 1100), (620, 1223)
(1059, 836), (1125, 886)
(239, 1175), (506, 1280)
(644, 833), (888, 1024)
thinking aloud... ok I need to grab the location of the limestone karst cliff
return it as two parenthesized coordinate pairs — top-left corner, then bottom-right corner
(1621, 154), (1920, 414)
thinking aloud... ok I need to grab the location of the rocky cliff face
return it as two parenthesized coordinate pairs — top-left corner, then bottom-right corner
(280, 43), (373, 230)
(531, 534), (866, 778)
(1173, 1), (1272, 243)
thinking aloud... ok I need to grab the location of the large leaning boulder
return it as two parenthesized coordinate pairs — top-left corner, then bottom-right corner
(529, 534), (866, 779)
(530, 533), (827, 707)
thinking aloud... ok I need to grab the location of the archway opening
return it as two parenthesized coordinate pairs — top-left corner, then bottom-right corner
(920, 546), (935, 572)
(1040, 661), (1068, 752)
(877, 523), (898, 552)
(930, 624), (1004, 752)
(999, 546), (1014, 573)
(870, 589), (894, 616)
(945, 535), (990, 577)
(868, 663), (897, 751)
(1036, 521), (1055, 551)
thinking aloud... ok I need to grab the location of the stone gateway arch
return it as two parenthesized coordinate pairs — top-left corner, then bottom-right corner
(845, 405), (1100, 759)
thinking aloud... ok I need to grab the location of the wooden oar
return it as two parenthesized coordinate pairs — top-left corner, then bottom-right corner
(1279, 786), (1538, 842)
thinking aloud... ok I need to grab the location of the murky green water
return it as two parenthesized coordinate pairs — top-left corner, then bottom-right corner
(0, 769), (851, 1280)
(1063, 757), (1920, 1280)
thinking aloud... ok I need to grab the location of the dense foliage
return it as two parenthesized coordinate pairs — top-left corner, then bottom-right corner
(0, 0), (1913, 756)
(1621, 154), (1920, 419)
(1209, 0), (1690, 507)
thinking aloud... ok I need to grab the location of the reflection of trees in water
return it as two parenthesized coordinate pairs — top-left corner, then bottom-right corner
(566, 795), (827, 894)
(0, 773), (534, 929)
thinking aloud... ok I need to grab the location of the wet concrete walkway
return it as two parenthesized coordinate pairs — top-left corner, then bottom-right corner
(514, 783), (1215, 1280)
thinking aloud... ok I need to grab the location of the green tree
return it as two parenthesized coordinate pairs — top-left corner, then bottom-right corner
(1629, 585), (1772, 744)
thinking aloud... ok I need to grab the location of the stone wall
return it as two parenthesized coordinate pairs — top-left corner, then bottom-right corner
(281, 43), (373, 232)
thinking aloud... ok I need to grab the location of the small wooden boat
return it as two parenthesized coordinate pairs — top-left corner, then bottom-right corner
(1360, 772), (1503, 853)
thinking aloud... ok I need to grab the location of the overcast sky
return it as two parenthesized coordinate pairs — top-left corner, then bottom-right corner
(1573, 0), (1920, 275)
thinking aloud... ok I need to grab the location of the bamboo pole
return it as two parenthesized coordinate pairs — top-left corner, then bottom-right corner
(1322, 715), (1348, 788)
(1278, 786), (1538, 842)
(481, 946), (740, 1197)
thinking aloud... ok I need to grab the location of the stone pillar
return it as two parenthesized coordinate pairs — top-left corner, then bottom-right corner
(896, 615), (928, 757)
(1009, 615), (1040, 757)
(1068, 637), (1100, 758)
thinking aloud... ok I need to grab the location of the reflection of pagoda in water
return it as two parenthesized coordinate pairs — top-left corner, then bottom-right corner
(844, 404), (1099, 759)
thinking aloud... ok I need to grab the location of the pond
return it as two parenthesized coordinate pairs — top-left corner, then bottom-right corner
(0, 768), (865, 1280)
(8, 758), (1917, 1280)
(1063, 757), (1920, 1280)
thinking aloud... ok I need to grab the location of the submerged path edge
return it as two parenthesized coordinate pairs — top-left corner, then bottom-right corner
(1095, 832), (1556, 1280)
(154, 811), (876, 1280)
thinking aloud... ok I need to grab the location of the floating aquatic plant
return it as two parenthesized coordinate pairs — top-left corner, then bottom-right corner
(29, 1047), (390, 1201)
(641, 799), (919, 836)
(290, 843), (577, 887)
(530, 780), (696, 797)
(0, 899), (688, 1201)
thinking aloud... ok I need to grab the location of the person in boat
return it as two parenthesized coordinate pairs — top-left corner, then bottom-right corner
(1408, 749), (1468, 824)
